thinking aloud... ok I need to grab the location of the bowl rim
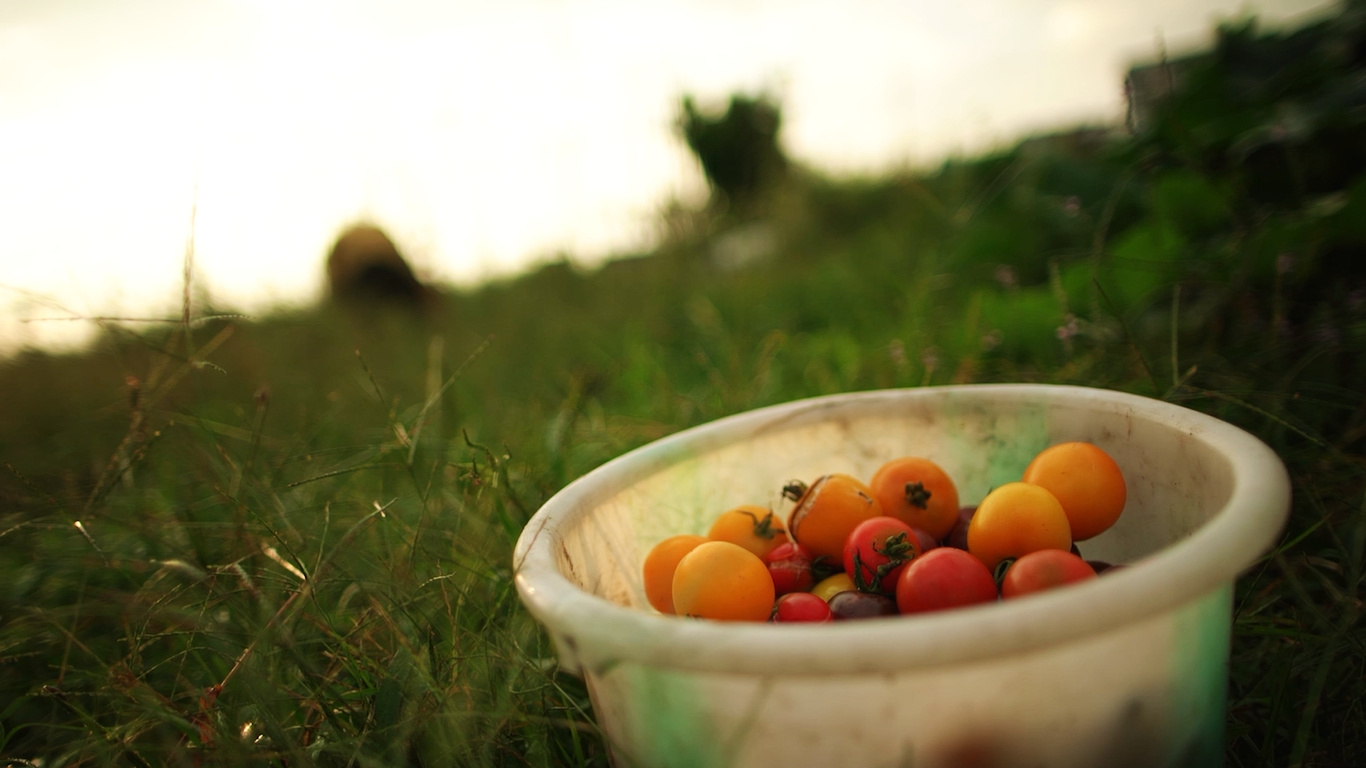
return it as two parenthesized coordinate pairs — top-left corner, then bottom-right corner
(512, 384), (1291, 676)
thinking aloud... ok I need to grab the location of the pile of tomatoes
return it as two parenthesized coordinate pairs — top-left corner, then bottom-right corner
(642, 442), (1128, 623)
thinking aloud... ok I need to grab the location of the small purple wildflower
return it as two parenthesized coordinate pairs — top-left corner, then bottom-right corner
(1056, 314), (1080, 341)
(920, 346), (940, 371)
(994, 265), (1017, 290)
(888, 339), (907, 367)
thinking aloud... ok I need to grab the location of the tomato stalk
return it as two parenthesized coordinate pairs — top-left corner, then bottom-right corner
(741, 508), (782, 540)
(903, 480), (932, 509)
(992, 557), (1017, 591)
(810, 554), (842, 583)
(850, 532), (917, 594)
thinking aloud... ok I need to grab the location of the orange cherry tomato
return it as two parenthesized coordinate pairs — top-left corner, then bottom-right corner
(671, 540), (776, 622)
(1000, 549), (1097, 599)
(707, 504), (790, 558)
(869, 456), (961, 540)
(642, 534), (708, 614)
(966, 482), (1072, 570)
(1022, 441), (1127, 541)
(785, 473), (883, 562)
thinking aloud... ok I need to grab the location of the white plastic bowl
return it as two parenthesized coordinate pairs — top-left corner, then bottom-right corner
(513, 385), (1290, 768)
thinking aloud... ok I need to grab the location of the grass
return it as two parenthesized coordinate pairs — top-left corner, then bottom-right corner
(1, 308), (604, 767)
(4, 10), (1366, 766)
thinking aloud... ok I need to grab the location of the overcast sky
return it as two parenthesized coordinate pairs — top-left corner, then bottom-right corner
(0, 0), (1341, 353)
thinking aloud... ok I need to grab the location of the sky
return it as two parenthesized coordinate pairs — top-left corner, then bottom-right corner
(0, 0), (1341, 354)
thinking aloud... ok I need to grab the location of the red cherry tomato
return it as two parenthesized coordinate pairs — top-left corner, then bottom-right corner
(843, 516), (921, 595)
(772, 592), (833, 623)
(999, 549), (1097, 599)
(763, 541), (816, 595)
(895, 547), (999, 614)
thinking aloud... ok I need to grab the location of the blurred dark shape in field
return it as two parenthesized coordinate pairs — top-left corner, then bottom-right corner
(677, 91), (787, 217)
(326, 224), (431, 310)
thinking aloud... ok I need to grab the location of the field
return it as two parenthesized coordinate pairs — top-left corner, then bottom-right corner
(3, 11), (1366, 768)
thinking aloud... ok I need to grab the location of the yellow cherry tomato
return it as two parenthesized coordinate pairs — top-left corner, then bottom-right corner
(708, 504), (790, 559)
(810, 572), (857, 602)
(672, 540), (776, 622)
(967, 482), (1072, 570)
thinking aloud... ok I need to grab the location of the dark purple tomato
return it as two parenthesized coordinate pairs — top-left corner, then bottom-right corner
(827, 590), (898, 620)
(911, 527), (939, 554)
(943, 505), (977, 551)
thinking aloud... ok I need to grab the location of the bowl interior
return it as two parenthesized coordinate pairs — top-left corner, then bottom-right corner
(545, 386), (1240, 613)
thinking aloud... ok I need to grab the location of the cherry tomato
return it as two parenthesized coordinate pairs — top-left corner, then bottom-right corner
(828, 590), (898, 620)
(1022, 442), (1126, 541)
(843, 516), (920, 595)
(810, 572), (856, 602)
(943, 505), (976, 551)
(895, 547), (999, 614)
(911, 527), (939, 554)
(642, 534), (708, 614)
(1000, 549), (1097, 599)
(869, 456), (961, 540)
(966, 482), (1072, 570)
(672, 541), (775, 622)
(707, 504), (790, 558)
(772, 592), (833, 623)
(785, 473), (883, 561)
(1088, 560), (1122, 575)
(763, 541), (816, 595)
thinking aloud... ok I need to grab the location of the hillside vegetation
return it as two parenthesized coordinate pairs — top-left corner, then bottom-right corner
(3, 7), (1366, 766)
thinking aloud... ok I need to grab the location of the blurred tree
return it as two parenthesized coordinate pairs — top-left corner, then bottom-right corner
(677, 92), (788, 215)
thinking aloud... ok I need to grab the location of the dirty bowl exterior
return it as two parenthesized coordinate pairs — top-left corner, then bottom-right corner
(513, 385), (1290, 768)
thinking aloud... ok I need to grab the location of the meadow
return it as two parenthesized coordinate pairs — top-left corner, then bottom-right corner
(3, 11), (1366, 767)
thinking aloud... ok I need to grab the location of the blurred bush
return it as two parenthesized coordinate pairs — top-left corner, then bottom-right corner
(677, 92), (788, 215)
